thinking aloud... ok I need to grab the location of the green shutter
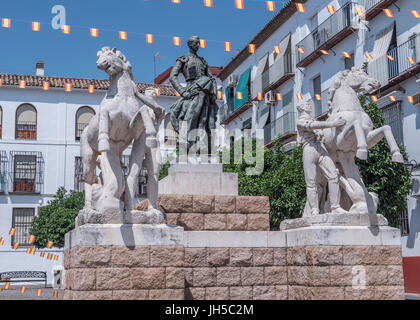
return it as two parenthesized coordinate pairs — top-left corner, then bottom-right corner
(234, 68), (251, 110)
(225, 87), (231, 103)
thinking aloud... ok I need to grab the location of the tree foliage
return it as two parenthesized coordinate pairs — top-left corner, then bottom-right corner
(30, 187), (84, 248)
(224, 96), (411, 229)
(356, 95), (412, 227)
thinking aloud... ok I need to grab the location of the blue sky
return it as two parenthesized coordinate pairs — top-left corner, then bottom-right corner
(0, 0), (283, 83)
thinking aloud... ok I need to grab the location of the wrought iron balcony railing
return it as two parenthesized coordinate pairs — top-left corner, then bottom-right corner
(252, 52), (294, 97)
(0, 151), (7, 193)
(263, 112), (297, 145)
(15, 121), (37, 140)
(296, 2), (358, 67)
(359, 0), (399, 20)
(387, 35), (419, 80)
(75, 122), (89, 141)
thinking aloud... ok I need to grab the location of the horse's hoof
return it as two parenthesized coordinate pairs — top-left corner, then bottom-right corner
(392, 152), (404, 163)
(356, 149), (368, 160)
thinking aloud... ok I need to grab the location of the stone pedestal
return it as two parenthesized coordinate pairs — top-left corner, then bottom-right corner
(158, 163), (238, 196)
(63, 222), (405, 300)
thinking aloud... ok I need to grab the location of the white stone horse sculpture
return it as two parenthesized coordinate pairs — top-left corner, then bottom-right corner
(322, 67), (403, 214)
(76, 47), (165, 226)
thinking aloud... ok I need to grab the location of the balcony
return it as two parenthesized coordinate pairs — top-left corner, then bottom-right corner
(15, 121), (37, 140)
(296, 2), (358, 68)
(253, 52), (294, 98)
(221, 101), (253, 125)
(370, 35), (420, 92)
(263, 112), (297, 145)
(359, 0), (399, 21)
(307, 89), (329, 118)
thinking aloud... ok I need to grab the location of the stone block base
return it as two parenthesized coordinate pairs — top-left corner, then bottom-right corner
(134, 194), (271, 231)
(63, 225), (405, 300)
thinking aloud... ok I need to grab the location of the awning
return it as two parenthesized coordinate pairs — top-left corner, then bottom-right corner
(274, 33), (291, 63)
(257, 107), (270, 129)
(368, 23), (395, 86)
(234, 68), (251, 110)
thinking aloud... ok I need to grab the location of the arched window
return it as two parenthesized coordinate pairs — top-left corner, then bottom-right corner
(0, 106), (3, 139)
(75, 106), (95, 141)
(15, 104), (37, 140)
(164, 113), (177, 147)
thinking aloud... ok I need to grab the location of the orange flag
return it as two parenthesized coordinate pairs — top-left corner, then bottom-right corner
(408, 57), (415, 64)
(320, 50), (328, 55)
(273, 46), (280, 54)
(119, 31), (127, 40)
(266, 1), (275, 12)
(9, 227), (15, 236)
(2, 18), (11, 28)
(248, 44), (255, 53)
(43, 82), (50, 91)
(46, 240), (54, 248)
(217, 91), (223, 100)
(276, 93), (282, 101)
(204, 0), (213, 7)
(343, 52), (351, 58)
(236, 92), (243, 100)
(257, 92), (263, 101)
(383, 9), (393, 18)
(65, 83), (72, 92)
(235, 0), (244, 10)
(88, 84), (95, 93)
(296, 93), (303, 100)
(200, 39), (206, 48)
(224, 41), (231, 52)
(171, 0), (181, 3)
(326, 5), (336, 14)
(296, 3), (305, 12)
(90, 28), (98, 37)
(173, 36), (181, 46)
(19, 80), (26, 88)
(62, 25), (70, 34)
(407, 96), (414, 103)
(297, 48), (305, 54)
(28, 234), (35, 244)
(32, 22), (40, 31)
(411, 10), (420, 18)
(146, 34), (154, 44)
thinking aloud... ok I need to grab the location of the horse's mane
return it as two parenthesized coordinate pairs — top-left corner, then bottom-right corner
(99, 46), (134, 80)
(327, 69), (351, 115)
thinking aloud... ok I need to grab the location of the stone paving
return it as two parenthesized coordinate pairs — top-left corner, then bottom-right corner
(0, 286), (62, 300)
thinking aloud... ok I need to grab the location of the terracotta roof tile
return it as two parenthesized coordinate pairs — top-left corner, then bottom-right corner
(0, 73), (178, 96)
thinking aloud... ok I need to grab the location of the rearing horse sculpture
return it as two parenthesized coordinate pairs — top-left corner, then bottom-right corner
(322, 67), (403, 214)
(76, 47), (165, 225)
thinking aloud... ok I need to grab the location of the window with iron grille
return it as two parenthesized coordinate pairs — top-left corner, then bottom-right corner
(12, 208), (35, 247)
(75, 106), (95, 141)
(382, 102), (404, 145)
(122, 155), (147, 197)
(399, 209), (410, 236)
(74, 156), (84, 192)
(0, 151), (7, 193)
(15, 104), (37, 140)
(10, 151), (44, 193)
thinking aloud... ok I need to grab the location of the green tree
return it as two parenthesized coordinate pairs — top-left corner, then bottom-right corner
(223, 96), (412, 229)
(222, 138), (306, 230)
(30, 187), (84, 248)
(356, 95), (412, 227)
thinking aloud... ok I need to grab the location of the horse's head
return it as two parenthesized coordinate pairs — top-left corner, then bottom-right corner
(342, 67), (380, 94)
(96, 47), (132, 77)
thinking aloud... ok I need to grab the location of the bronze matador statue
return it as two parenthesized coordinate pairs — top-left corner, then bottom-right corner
(169, 35), (218, 153)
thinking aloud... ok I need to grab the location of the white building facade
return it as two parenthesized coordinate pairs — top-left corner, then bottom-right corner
(0, 70), (179, 285)
(218, 0), (420, 294)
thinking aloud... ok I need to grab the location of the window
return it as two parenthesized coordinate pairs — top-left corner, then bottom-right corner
(242, 118), (252, 138)
(11, 151), (44, 193)
(75, 106), (95, 141)
(0, 151), (7, 193)
(313, 75), (322, 116)
(122, 155), (147, 197)
(12, 208), (35, 247)
(382, 102), (404, 145)
(16, 104), (37, 140)
(74, 156), (84, 192)
(344, 53), (354, 70)
(164, 114), (177, 147)
(0, 106), (2, 139)
(399, 209), (409, 236)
